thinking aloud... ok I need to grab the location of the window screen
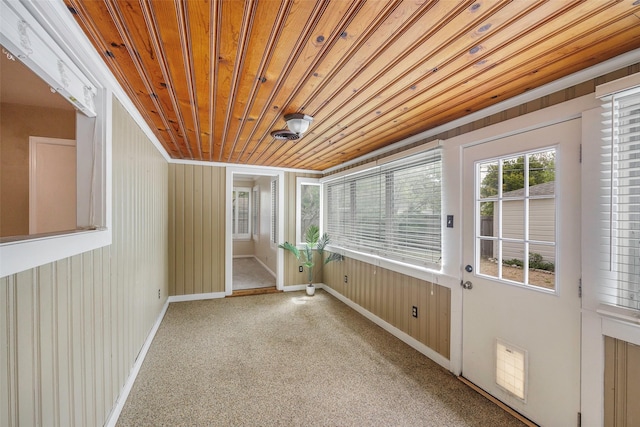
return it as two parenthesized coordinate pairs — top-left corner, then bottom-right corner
(325, 149), (442, 268)
(600, 88), (640, 310)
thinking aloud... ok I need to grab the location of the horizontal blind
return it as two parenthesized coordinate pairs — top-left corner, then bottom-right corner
(326, 148), (441, 268)
(600, 89), (640, 310)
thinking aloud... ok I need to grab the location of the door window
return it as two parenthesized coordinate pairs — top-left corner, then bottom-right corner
(476, 148), (556, 290)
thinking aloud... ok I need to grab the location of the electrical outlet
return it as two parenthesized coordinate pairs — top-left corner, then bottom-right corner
(344, 275), (348, 283)
(412, 306), (418, 318)
(299, 265), (303, 273)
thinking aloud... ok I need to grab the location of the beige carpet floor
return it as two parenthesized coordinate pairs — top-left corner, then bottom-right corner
(232, 257), (276, 291)
(116, 291), (526, 426)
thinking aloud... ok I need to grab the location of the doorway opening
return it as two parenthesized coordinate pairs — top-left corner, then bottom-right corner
(225, 169), (284, 296)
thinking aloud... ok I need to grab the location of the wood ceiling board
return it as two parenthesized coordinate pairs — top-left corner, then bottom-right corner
(286, 0), (589, 168)
(234, 0), (411, 165)
(229, 0), (329, 165)
(251, 1), (480, 169)
(147, 0), (203, 159)
(222, 1), (290, 163)
(65, 0), (185, 157)
(323, 25), (640, 170)
(185, 0), (215, 158)
(64, 0), (640, 170)
(240, 0), (364, 165)
(211, 0), (248, 161)
(106, 0), (190, 156)
(280, 0), (404, 117)
(291, 1), (640, 170)
(270, 1), (516, 167)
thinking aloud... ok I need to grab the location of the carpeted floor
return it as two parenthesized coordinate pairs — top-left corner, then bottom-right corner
(116, 291), (526, 426)
(233, 257), (276, 290)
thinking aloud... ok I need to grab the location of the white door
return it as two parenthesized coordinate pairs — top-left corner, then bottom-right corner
(29, 137), (77, 234)
(461, 119), (582, 426)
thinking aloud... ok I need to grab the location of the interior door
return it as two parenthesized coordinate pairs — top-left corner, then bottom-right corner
(29, 137), (77, 234)
(461, 120), (582, 426)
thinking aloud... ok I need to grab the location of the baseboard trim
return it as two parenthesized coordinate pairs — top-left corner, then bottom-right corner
(458, 376), (538, 427)
(168, 292), (227, 303)
(104, 298), (170, 427)
(283, 284), (311, 292)
(321, 285), (450, 370)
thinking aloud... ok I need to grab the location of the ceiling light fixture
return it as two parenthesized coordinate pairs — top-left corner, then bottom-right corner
(285, 113), (313, 134)
(270, 113), (314, 140)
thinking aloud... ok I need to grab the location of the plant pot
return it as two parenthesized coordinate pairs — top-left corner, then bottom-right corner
(306, 284), (315, 296)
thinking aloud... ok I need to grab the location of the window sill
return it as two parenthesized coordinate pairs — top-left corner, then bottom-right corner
(597, 304), (640, 325)
(0, 228), (111, 277)
(597, 304), (640, 347)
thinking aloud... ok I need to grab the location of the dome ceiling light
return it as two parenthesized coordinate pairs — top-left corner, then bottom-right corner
(271, 113), (313, 140)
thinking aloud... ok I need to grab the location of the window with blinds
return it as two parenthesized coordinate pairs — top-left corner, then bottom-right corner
(325, 149), (442, 268)
(600, 87), (640, 311)
(232, 187), (251, 239)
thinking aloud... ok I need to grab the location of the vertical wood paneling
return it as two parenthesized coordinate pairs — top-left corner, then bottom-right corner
(605, 337), (640, 427)
(0, 276), (17, 427)
(37, 263), (55, 427)
(16, 269), (36, 426)
(0, 97), (169, 426)
(325, 257), (451, 359)
(184, 166), (195, 295)
(193, 167), (203, 295)
(169, 163), (226, 295)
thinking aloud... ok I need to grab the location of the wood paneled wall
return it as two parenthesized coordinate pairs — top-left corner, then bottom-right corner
(168, 164), (226, 295)
(0, 98), (169, 426)
(605, 337), (640, 427)
(324, 257), (450, 359)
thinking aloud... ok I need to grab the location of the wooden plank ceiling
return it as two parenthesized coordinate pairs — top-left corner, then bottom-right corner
(64, 0), (640, 171)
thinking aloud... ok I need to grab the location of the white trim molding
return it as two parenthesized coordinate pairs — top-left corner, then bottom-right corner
(104, 298), (170, 427)
(168, 292), (227, 303)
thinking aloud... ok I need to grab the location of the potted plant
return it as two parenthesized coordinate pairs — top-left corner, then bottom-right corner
(278, 225), (342, 296)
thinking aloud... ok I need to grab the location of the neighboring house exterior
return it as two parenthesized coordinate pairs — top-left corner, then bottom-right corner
(497, 181), (556, 263)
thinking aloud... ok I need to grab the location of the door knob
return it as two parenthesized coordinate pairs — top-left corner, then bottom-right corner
(462, 281), (473, 290)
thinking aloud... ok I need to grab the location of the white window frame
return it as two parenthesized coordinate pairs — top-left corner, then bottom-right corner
(270, 178), (278, 246)
(595, 74), (640, 313)
(296, 177), (322, 246)
(0, 0), (111, 277)
(232, 187), (251, 240)
(252, 185), (260, 239)
(581, 71), (640, 427)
